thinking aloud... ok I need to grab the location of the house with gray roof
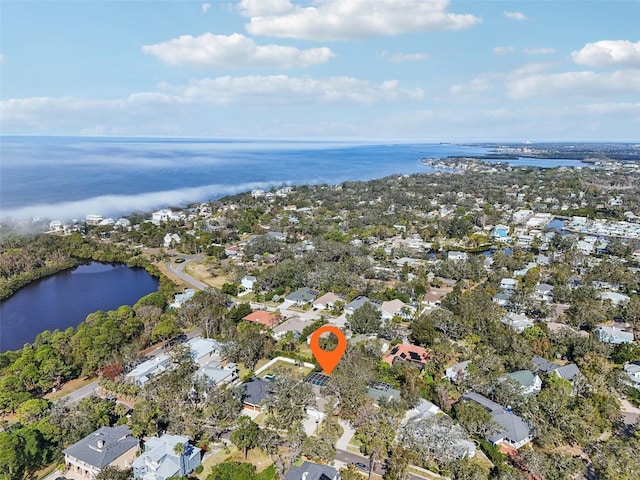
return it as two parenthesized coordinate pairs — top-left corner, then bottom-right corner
(284, 287), (318, 306)
(504, 370), (542, 395)
(594, 325), (634, 344)
(502, 312), (533, 333)
(553, 364), (581, 383)
(133, 434), (201, 480)
(284, 461), (339, 480)
(239, 377), (274, 412)
(531, 355), (560, 373)
(343, 296), (382, 316)
(125, 354), (171, 387)
(64, 425), (139, 479)
(460, 392), (533, 450)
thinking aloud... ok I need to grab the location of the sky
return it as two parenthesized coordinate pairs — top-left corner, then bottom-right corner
(1, 0), (639, 141)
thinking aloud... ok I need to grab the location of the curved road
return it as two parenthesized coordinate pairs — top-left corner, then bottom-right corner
(166, 254), (208, 290)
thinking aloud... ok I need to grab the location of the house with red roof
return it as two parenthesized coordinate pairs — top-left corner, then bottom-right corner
(243, 310), (281, 327)
(383, 344), (430, 369)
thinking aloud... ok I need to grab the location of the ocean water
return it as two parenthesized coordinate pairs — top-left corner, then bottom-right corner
(0, 136), (492, 221)
(1, 137), (590, 222)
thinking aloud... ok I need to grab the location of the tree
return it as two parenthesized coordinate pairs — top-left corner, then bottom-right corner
(453, 400), (497, 438)
(230, 416), (260, 460)
(95, 466), (133, 480)
(402, 415), (472, 466)
(262, 368), (315, 432)
(350, 301), (382, 334)
(384, 446), (413, 480)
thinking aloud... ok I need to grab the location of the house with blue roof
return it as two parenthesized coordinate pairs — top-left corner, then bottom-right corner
(132, 434), (201, 480)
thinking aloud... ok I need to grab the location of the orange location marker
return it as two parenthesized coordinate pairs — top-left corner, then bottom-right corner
(309, 325), (347, 375)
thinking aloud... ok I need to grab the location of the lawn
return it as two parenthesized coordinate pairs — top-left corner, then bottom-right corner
(43, 377), (95, 401)
(197, 445), (274, 478)
(259, 359), (314, 379)
(237, 358), (270, 380)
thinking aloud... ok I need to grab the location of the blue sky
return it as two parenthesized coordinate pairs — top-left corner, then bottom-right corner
(1, 0), (639, 140)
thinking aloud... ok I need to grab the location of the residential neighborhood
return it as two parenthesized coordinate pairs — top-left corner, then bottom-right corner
(2, 158), (640, 480)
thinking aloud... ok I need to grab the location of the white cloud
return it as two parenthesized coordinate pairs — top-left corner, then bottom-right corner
(142, 33), (335, 69)
(509, 61), (559, 76)
(381, 50), (429, 62)
(450, 77), (493, 96)
(572, 40), (640, 68)
(161, 75), (424, 105)
(504, 11), (528, 21)
(494, 46), (514, 55)
(523, 48), (555, 55)
(201, 2), (211, 14)
(239, 0), (481, 40)
(507, 69), (640, 99)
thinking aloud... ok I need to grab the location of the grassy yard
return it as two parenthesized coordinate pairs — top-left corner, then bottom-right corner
(197, 445), (273, 478)
(184, 262), (227, 288)
(237, 358), (270, 380)
(259, 359), (314, 379)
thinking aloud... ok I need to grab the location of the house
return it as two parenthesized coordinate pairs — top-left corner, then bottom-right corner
(313, 292), (343, 310)
(600, 291), (630, 306)
(240, 275), (257, 292)
(423, 289), (448, 308)
(492, 225), (510, 242)
(86, 214), (103, 226)
(266, 231), (287, 241)
(445, 360), (471, 382)
(243, 310), (281, 328)
(366, 382), (401, 404)
(224, 246), (240, 257)
(284, 287), (318, 307)
(132, 434), (201, 480)
(448, 251), (468, 262)
(405, 398), (441, 423)
(460, 392), (534, 450)
(196, 362), (237, 386)
(594, 325), (634, 344)
(500, 278), (517, 292)
(284, 461), (339, 480)
(163, 233), (181, 249)
(125, 354), (171, 386)
(170, 289), (195, 309)
(383, 344), (430, 369)
(271, 316), (313, 340)
(624, 362), (640, 390)
(185, 337), (221, 366)
(553, 364), (581, 383)
(64, 426), (139, 479)
(152, 209), (172, 223)
(492, 292), (511, 307)
(502, 312), (533, 333)
(534, 283), (554, 302)
(239, 377), (274, 412)
(504, 370), (542, 395)
(343, 296), (381, 316)
(380, 299), (415, 320)
(531, 355), (561, 373)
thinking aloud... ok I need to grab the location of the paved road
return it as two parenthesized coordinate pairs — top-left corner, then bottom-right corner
(167, 254), (208, 290)
(336, 449), (437, 480)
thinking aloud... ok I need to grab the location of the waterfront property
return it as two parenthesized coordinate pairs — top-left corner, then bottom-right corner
(133, 434), (201, 480)
(63, 426), (139, 479)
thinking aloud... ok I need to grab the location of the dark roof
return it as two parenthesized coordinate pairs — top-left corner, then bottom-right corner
(461, 393), (532, 445)
(285, 287), (318, 303)
(306, 372), (330, 387)
(555, 363), (580, 382)
(531, 355), (560, 373)
(285, 461), (337, 480)
(63, 425), (138, 469)
(239, 377), (274, 407)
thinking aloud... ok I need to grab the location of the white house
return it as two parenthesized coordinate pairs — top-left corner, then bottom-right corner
(170, 289), (195, 309)
(445, 360), (470, 382)
(448, 251), (468, 262)
(594, 325), (634, 344)
(152, 209), (172, 223)
(600, 291), (630, 306)
(163, 233), (181, 249)
(185, 337), (221, 366)
(534, 283), (554, 302)
(502, 312), (533, 333)
(380, 299), (415, 320)
(241, 275), (257, 292)
(133, 434), (201, 480)
(312, 292), (343, 311)
(125, 354), (171, 386)
(86, 214), (103, 226)
(500, 278), (518, 292)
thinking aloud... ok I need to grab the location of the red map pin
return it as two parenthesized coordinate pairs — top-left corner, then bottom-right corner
(309, 325), (347, 375)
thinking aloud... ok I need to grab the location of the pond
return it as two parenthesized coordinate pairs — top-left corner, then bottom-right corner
(0, 262), (159, 352)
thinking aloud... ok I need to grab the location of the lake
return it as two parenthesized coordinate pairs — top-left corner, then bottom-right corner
(0, 262), (159, 352)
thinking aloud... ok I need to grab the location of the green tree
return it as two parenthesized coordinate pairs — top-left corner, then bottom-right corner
(350, 302), (382, 335)
(95, 466), (133, 480)
(230, 416), (260, 460)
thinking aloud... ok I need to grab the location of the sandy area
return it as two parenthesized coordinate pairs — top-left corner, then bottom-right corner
(184, 262), (227, 288)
